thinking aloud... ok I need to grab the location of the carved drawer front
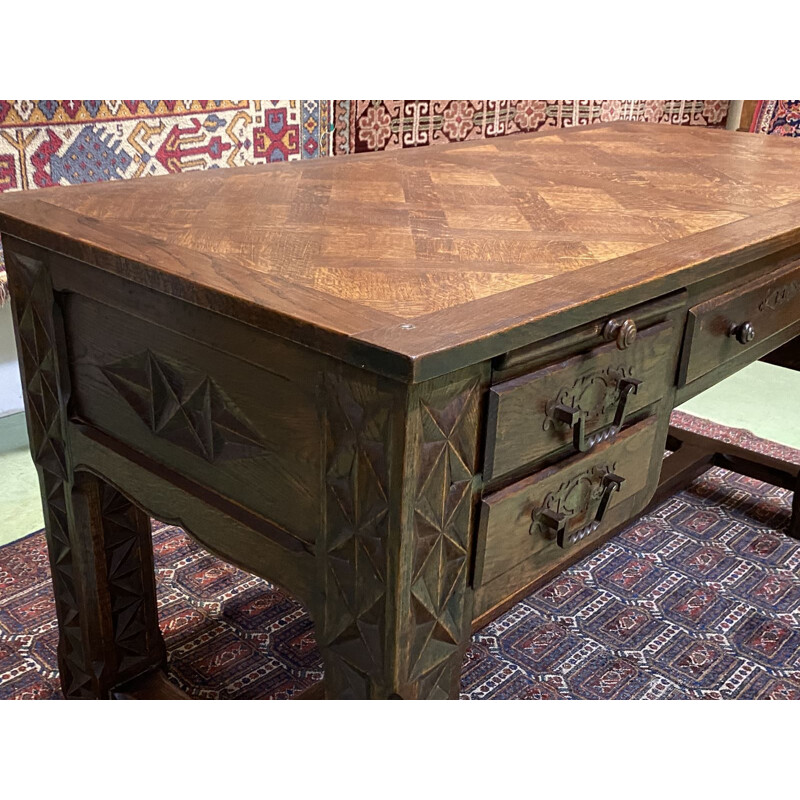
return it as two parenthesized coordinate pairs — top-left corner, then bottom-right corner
(474, 416), (659, 598)
(484, 319), (678, 482)
(681, 258), (800, 386)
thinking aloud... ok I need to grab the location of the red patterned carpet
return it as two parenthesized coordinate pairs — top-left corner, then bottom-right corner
(750, 101), (800, 137)
(330, 100), (729, 155)
(1, 412), (799, 699)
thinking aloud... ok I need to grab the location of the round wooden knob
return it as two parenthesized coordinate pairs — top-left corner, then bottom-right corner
(728, 321), (756, 345)
(602, 318), (637, 350)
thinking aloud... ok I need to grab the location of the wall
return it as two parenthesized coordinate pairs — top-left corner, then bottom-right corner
(0, 304), (22, 417)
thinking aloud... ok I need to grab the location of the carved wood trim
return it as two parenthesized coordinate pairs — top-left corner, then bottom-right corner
(402, 374), (483, 698)
(319, 372), (392, 698)
(100, 349), (267, 463)
(318, 367), (486, 699)
(6, 246), (94, 697)
(6, 243), (165, 698)
(96, 480), (164, 679)
(758, 280), (800, 312)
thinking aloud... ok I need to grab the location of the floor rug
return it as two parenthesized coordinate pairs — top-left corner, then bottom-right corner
(750, 101), (800, 137)
(1, 412), (799, 700)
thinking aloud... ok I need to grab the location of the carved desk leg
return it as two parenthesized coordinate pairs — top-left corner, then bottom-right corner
(6, 246), (166, 698)
(318, 366), (488, 699)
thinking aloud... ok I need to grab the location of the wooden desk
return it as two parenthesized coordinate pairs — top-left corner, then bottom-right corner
(2, 122), (800, 700)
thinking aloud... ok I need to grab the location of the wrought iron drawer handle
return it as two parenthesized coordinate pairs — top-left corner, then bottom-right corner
(531, 472), (625, 549)
(602, 318), (637, 350)
(595, 472), (624, 524)
(551, 376), (642, 453)
(727, 320), (756, 345)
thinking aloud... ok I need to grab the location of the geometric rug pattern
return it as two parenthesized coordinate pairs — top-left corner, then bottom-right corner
(331, 99), (730, 155)
(1, 413), (798, 699)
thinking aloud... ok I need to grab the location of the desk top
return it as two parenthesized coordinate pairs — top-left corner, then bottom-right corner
(3, 121), (800, 380)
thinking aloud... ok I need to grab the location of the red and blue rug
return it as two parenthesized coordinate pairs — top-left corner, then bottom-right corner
(750, 101), (800, 137)
(1, 412), (798, 700)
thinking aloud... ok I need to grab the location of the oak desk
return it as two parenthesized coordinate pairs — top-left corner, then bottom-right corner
(2, 122), (800, 700)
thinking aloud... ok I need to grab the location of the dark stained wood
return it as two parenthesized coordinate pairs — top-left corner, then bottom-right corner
(471, 506), (653, 632)
(471, 418), (800, 632)
(296, 682), (325, 700)
(361, 206), (800, 382)
(112, 670), (190, 700)
(71, 425), (318, 604)
(317, 364), (489, 698)
(65, 290), (322, 548)
(4, 245), (166, 697)
(650, 442), (713, 510)
(491, 291), (686, 380)
(3, 122), (800, 699)
(657, 426), (800, 540)
(484, 315), (680, 482)
(473, 417), (662, 614)
(761, 335), (800, 372)
(680, 255), (800, 385)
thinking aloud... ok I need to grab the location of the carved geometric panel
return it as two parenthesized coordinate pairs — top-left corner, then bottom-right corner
(101, 350), (265, 463)
(99, 482), (161, 676)
(407, 378), (481, 695)
(319, 369), (484, 699)
(320, 373), (391, 698)
(5, 248), (93, 697)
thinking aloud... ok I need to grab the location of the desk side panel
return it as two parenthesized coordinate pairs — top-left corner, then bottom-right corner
(8, 237), (328, 549)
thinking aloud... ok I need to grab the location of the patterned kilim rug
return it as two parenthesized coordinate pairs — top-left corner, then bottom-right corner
(750, 101), (800, 137)
(1, 412), (798, 700)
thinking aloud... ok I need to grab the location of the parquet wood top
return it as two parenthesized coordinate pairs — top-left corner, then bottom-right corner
(3, 121), (800, 378)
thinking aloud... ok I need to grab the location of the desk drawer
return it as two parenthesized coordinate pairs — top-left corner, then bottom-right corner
(474, 415), (659, 596)
(484, 319), (678, 481)
(681, 258), (800, 385)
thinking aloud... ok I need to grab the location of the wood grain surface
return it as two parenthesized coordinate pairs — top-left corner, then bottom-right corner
(475, 416), (659, 588)
(4, 122), (800, 380)
(6, 121), (800, 700)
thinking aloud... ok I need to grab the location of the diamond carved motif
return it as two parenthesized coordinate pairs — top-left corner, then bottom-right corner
(6, 249), (93, 697)
(99, 483), (162, 675)
(101, 350), (265, 463)
(319, 371), (483, 698)
(408, 380), (480, 691)
(321, 374), (391, 698)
